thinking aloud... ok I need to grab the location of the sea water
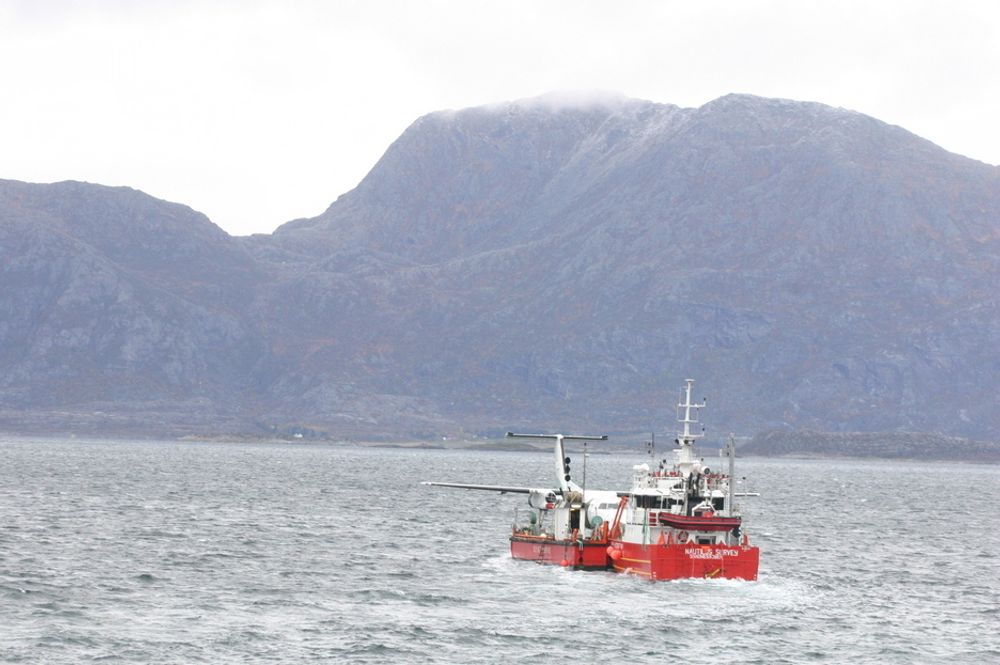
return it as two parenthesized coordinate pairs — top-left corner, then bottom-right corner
(1, 437), (997, 664)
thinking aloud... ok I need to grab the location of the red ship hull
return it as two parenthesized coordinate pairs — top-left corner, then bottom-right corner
(509, 534), (611, 570)
(609, 539), (759, 581)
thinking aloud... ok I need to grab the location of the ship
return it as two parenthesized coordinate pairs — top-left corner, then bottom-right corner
(424, 431), (621, 570)
(423, 379), (760, 580)
(606, 379), (760, 580)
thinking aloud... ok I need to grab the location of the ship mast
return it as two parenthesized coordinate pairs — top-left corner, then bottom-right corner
(726, 433), (736, 517)
(674, 378), (705, 474)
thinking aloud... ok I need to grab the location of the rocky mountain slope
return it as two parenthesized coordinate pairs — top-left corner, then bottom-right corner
(3, 93), (999, 445)
(0, 181), (272, 423)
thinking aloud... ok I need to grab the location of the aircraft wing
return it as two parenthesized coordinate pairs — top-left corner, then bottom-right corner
(421, 481), (545, 494)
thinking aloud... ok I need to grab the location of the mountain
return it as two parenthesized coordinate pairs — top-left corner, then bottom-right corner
(0, 180), (273, 433)
(3, 93), (1000, 445)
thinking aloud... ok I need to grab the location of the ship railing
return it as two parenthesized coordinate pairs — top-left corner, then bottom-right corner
(511, 507), (547, 537)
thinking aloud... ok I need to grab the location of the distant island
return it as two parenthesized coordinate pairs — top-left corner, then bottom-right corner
(393, 428), (1000, 463)
(220, 428), (1000, 465)
(742, 429), (1000, 463)
(4, 425), (995, 465)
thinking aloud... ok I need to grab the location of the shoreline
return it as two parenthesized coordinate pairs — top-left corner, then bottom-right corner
(2, 430), (998, 464)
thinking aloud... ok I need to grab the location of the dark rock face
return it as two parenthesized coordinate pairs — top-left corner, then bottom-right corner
(3, 93), (999, 443)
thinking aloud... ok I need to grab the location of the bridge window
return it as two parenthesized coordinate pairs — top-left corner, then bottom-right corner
(635, 495), (665, 509)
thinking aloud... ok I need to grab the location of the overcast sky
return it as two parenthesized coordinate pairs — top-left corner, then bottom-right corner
(2, 0), (998, 236)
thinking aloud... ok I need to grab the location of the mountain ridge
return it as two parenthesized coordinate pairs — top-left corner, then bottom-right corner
(2, 93), (999, 449)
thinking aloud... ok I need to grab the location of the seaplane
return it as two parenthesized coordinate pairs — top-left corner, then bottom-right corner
(424, 432), (621, 569)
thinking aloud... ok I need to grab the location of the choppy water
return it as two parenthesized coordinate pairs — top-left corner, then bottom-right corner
(1, 437), (998, 664)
